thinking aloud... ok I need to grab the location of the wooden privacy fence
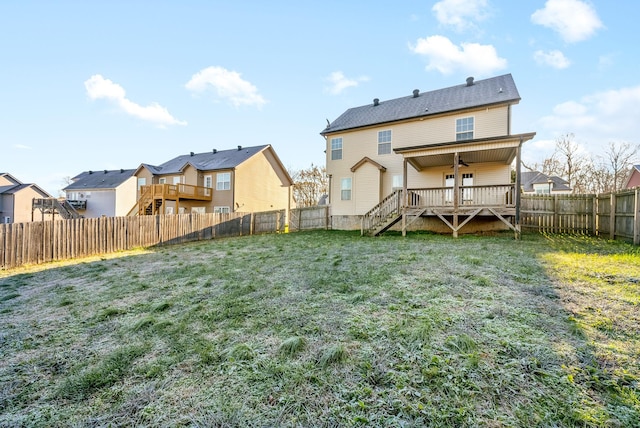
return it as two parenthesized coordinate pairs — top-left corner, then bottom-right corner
(0, 207), (331, 270)
(521, 188), (640, 244)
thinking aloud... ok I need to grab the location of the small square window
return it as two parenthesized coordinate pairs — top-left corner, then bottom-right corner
(216, 172), (231, 190)
(456, 117), (474, 141)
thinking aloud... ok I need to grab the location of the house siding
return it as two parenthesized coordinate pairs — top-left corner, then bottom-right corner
(235, 151), (290, 213)
(354, 162), (382, 215)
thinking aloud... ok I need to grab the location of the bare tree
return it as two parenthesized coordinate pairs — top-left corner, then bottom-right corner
(602, 141), (639, 191)
(289, 164), (328, 208)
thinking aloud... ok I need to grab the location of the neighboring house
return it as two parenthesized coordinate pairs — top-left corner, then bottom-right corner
(321, 74), (536, 236)
(0, 173), (52, 223)
(132, 144), (293, 215)
(63, 169), (137, 218)
(624, 165), (640, 189)
(521, 171), (572, 195)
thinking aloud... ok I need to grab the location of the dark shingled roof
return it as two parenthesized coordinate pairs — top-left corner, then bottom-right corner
(321, 74), (520, 135)
(64, 169), (136, 191)
(143, 145), (269, 175)
(521, 171), (571, 192)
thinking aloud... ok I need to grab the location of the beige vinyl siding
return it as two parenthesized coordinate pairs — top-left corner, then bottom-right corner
(114, 176), (138, 216)
(212, 169), (234, 211)
(391, 105), (509, 149)
(12, 187), (44, 223)
(234, 150), (290, 213)
(182, 165), (198, 186)
(353, 162), (381, 215)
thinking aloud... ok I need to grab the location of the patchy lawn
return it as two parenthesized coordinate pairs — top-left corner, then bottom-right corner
(1, 231), (638, 427)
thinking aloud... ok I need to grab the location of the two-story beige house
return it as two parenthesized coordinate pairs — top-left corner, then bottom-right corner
(0, 173), (52, 223)
(321, 74), (536, 237)
(132, 144), (293, 215)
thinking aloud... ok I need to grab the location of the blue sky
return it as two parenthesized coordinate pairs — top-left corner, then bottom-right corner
(2, 0), (638, 196)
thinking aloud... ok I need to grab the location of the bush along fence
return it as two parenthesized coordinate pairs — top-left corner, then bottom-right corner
(0, 206), (330, 270)
(521, 188), (640, 244)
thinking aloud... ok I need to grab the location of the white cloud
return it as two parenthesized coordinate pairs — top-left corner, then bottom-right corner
(14, 144), (32, 150)
(432, 0), (489, 32)
(409, 35), (507, 76)
(539, 85), (640, 146)
(531, 0), (603, 43)
(185, 66), (267, 108)
(533, 49), (571, 69)
(84, 75), (186, 127)
(324, 71), (370, 95)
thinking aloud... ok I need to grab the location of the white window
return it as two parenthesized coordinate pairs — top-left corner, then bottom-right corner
(331, 137), (343, 160)
(214, 206), (230, 213)
(216, 172), (231, 190)
(341, 177), (352, 201)
(204, 175), (213, 188)
(165, 206), (174, 215)
(456, 117), (474, 141)
(159, 177), (166, 184)
(392, 174), (403, 189)
(137, 177), (146, 190)
(378, 130), (392, 155)
(173, 176), (181, 185)
(192, 207), (206, 214)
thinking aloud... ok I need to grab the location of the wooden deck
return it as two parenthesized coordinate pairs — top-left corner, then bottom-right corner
(130, 184), (213, 215)
(362, 184), (518, 237)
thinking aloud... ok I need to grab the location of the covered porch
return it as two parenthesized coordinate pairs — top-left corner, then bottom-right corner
(362, 133), (535, 237)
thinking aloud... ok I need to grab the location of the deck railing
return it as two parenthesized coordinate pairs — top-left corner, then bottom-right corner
(142, 184), (213, 200)
(406, 184), (515, 208)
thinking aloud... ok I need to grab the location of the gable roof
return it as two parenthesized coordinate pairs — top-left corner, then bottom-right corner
(138, 145), (270, 175)
(321, 74), (520, 135)
(520, 171), (571, 192)
(0, 183), (51, 197)
(624, 164), (640, 188)
(64, 169), (136, 191)
(0, 173), (22, 185)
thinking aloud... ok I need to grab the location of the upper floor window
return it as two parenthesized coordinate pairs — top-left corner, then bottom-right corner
(204, 175), (213, 188)
(378, 130), (392, 155)
(456, 117), (474, 141)
(216, 172), (231, 190)
(159, 177), (166, 184)
(331, 137), (343, 160)
(341, 177), (352, 200)
(173, 176), (181, 185)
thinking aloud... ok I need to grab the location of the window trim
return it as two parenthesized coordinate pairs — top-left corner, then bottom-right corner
(377, 130), (392, 155)
(204, 175), (213, 188)
(214, 206), (231, 214)
(216, 172), (231, 191)
(455, 116), (474, 141)
(340, 177), (352, 201)
(331, 137), (343, 160)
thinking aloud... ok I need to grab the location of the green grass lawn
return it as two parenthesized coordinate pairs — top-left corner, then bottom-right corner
(1, 231), (638, 427)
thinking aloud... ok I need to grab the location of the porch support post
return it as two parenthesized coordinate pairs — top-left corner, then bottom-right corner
(402, 158), (408, 237)
(453, 152), (459, 238)
(514, 137), (523, 240)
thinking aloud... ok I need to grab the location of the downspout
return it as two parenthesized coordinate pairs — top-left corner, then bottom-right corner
(402, 158), (408, 237)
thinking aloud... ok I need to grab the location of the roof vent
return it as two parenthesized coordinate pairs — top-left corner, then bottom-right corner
(190, 152), (194, 156)
(89, 170), (93, 174)
(213, 149), (217, 154)
(104, 170), (108, 174)
(413, 89), (420, 98)
(237, 145), (242, 151)
(373, 98), (380, 106)
(120, 169), (124, 173)
(466, 76), (474, 86)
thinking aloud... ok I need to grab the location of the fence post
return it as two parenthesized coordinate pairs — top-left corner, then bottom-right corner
(634, 187), (639, 245)
(610, 193), (616, 240)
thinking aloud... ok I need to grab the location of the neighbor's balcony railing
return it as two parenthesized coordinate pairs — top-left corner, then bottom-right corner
(406, 184), (515, 208)
(140, 183), (213, 201)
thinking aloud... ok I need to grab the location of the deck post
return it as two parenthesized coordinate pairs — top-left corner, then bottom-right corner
(514, 137), (522, 239)
(402, 158), (408, 237)
(453, 152), (459, 238)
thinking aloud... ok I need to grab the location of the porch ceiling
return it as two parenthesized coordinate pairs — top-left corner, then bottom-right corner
(394, 132), (536, 171)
